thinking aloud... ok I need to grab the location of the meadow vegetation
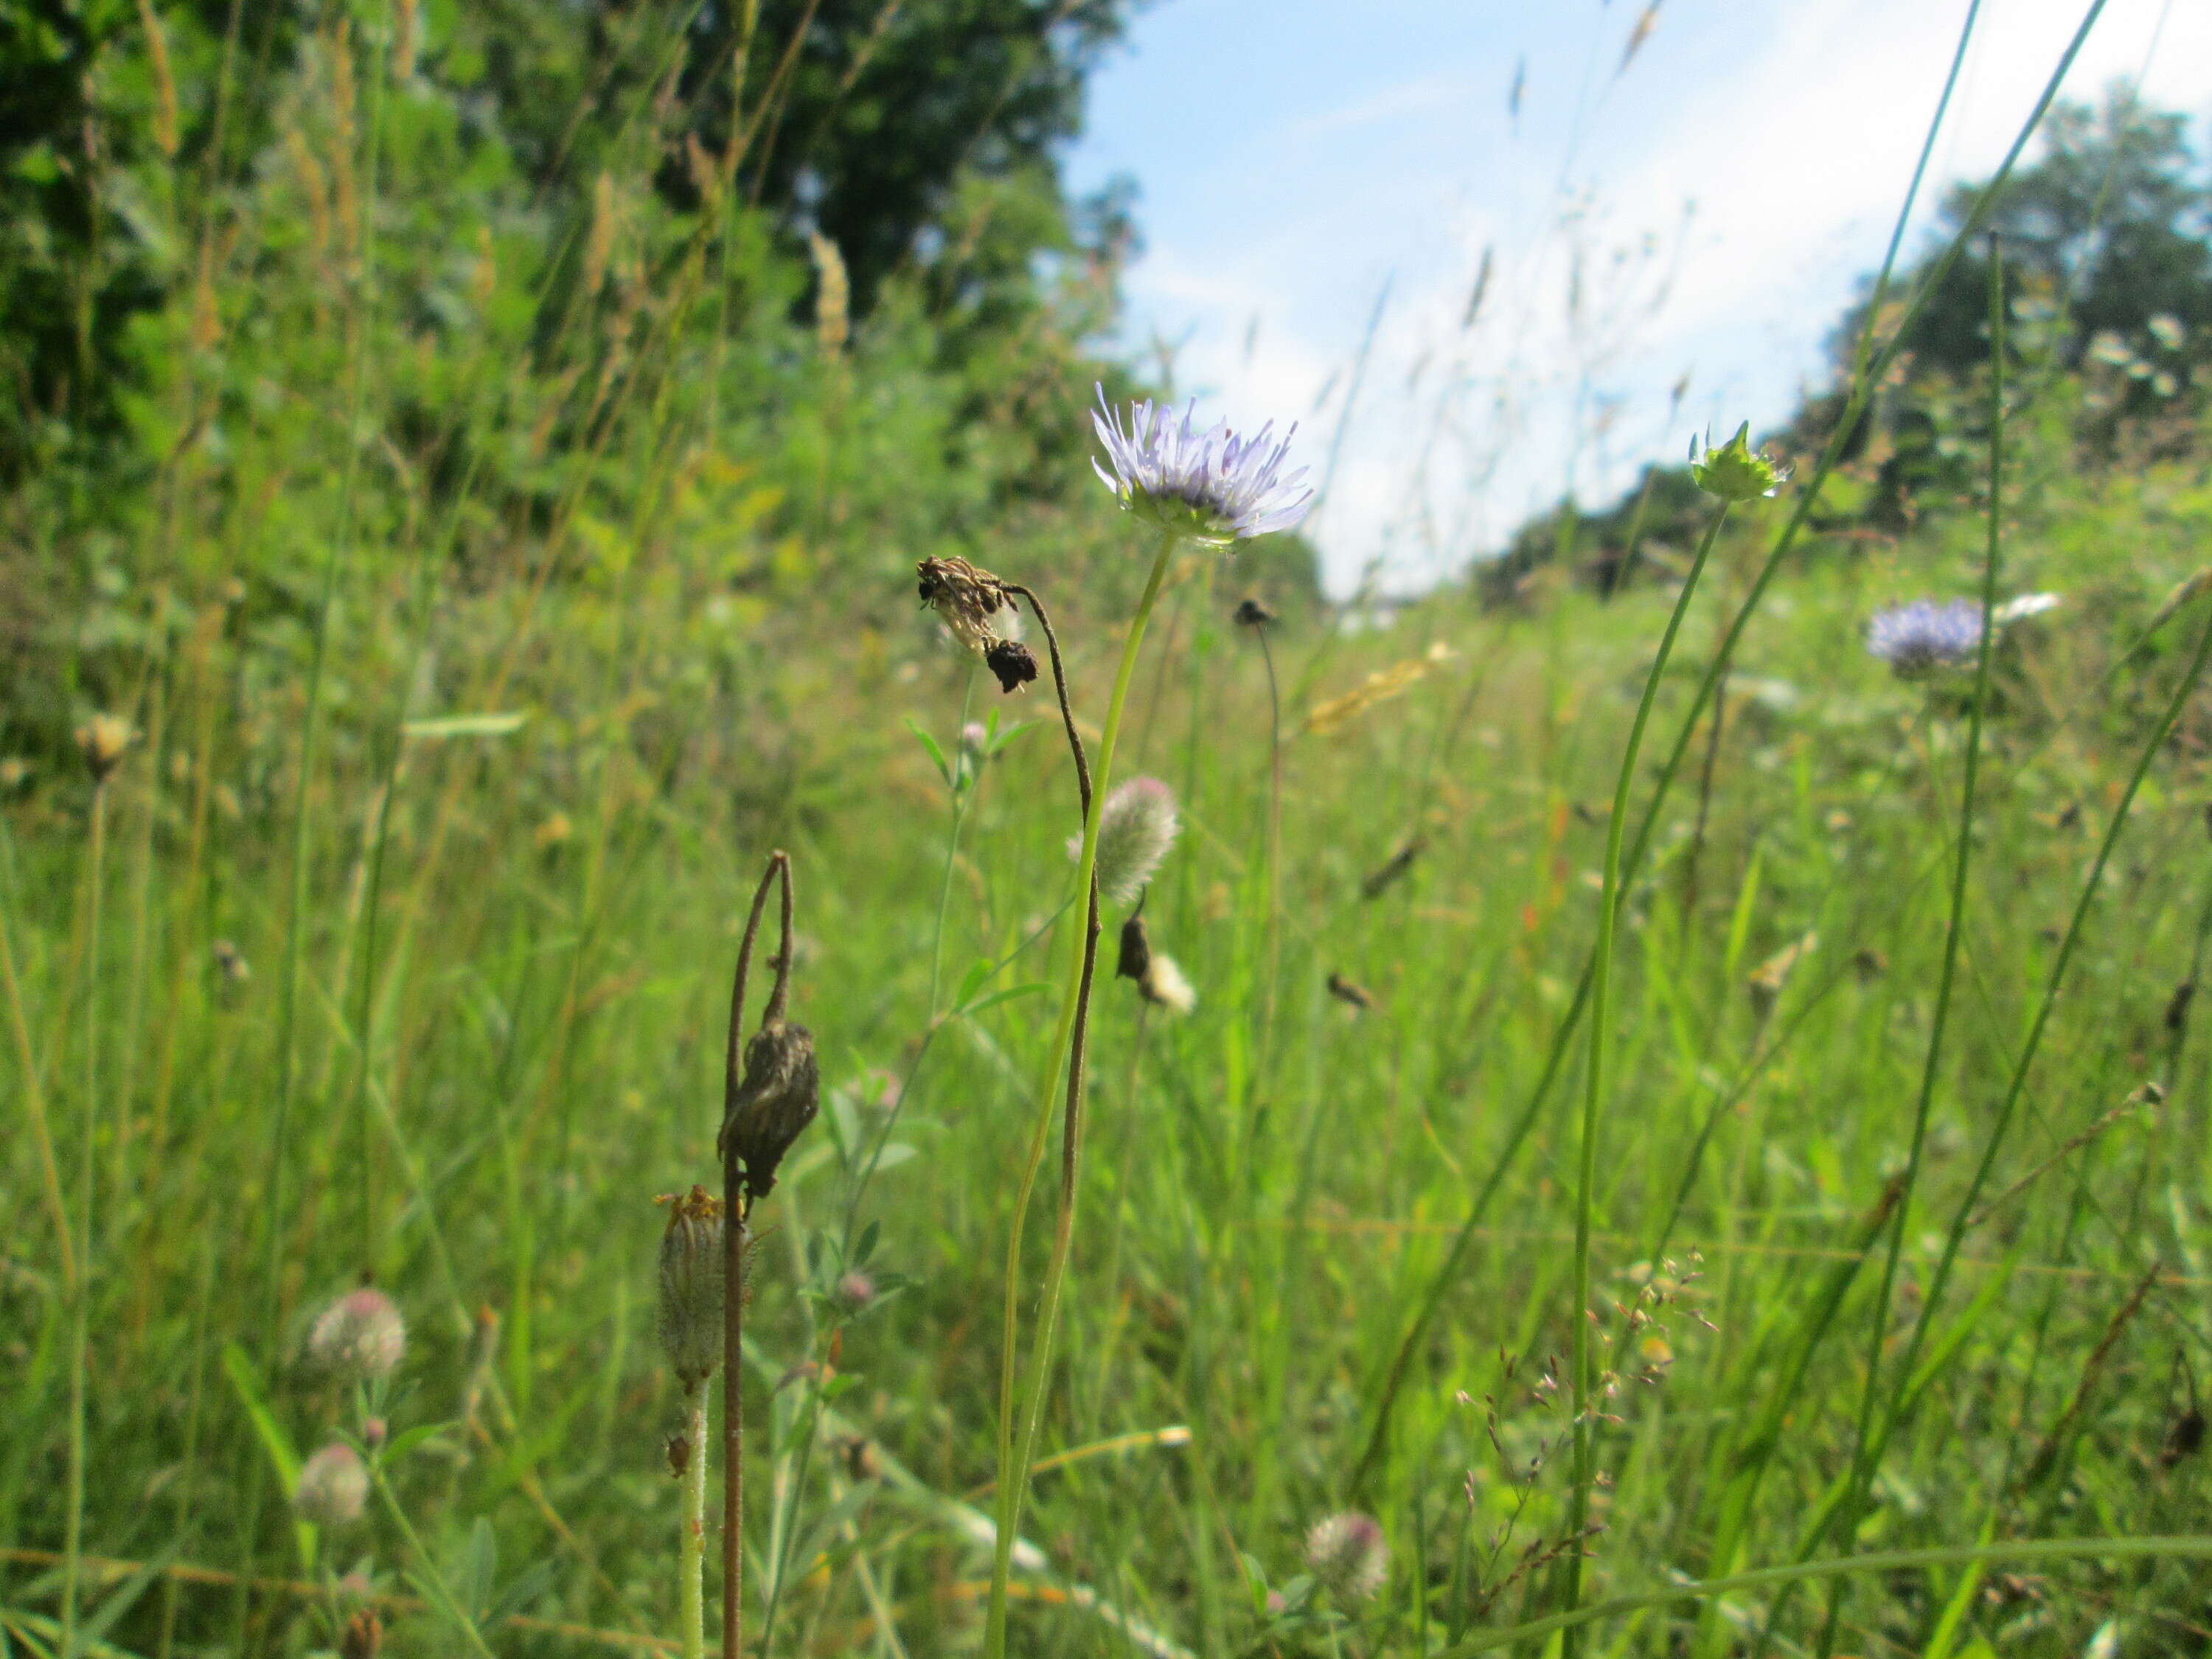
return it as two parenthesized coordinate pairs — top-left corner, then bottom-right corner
(7, 4), (2212, 1657)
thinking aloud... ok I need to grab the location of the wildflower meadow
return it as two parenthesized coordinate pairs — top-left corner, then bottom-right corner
(6, 3), (2212, 1658)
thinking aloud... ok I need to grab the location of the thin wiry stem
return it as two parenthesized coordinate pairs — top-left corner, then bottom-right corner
(61, 776), (111, 1659)
(985, 532), (1175, 1659)
(678, 1389), (709, 1659)
(1813, 238), (2010, 1659)
(720, 851), (789, 1659)
(1253, 620), (1284, 1059)
(1559, 501), (1729, 1646)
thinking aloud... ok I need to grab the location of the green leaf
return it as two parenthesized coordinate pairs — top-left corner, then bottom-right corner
(904, 717), (951, 787)
(461, 1517), (497, 1621)
(854, 1220), (880, 1266)
(220, 1344), (316, 1572)
(958, 981), (1050, 1018)
(381, 1420), (456, 1464)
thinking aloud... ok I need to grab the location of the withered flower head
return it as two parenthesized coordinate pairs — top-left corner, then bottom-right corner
(74, 714), (133, 784)
(720, 1020), (821, 1207)
(341, 1610), (383, 1659)
(1116, 912), (1152, 984)
(917, 556), (1012, 655)
(655, 1185), (726, 1390)
(1234, 597), (1276, 627)
(985, 639), (1038, 694)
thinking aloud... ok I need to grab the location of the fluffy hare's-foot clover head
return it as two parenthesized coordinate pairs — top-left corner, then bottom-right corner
(1092, 386), (1313, 547)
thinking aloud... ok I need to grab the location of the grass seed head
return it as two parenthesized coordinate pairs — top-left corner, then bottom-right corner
(294, 1441), (369, 1527)
(655, 1186), (726, 1389)
(308, 1287), (407, 1382)
(721, 1020), (821, 1207)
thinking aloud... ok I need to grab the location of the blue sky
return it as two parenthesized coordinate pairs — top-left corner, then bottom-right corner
(1064, 0), (2212, 592)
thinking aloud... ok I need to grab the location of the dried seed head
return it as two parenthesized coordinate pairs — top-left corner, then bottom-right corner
(837, 1433), (883, 1481)
(720, 1021), (821, 1206)
(2166, 981), (2194, 1036)
(294, 1442), (369, 1527)
(1074, 776), (1179, 907)
(308, 1287), (407, 1382)
(1116, 913), (1152, 984)
(2161, 1406), (2206, 1467)
(985, 639), (1039, 695)
(1138, 953), (1196, 1016)
(1326, 971), (1376, 1012)
(1305, 1511), (1389, 1600)
(74, 714), (133, 784)
(917, 556), (1012, 655)
(1234, 597), (1275, 627)
(341, 1609), (383, 1659)
(655, 1186), (726, 1389)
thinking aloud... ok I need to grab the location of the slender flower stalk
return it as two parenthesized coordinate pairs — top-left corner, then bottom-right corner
(984, 529), (1175, 1657)
(715, 852), (811, 1659)
(677, 1394), (709, 1659)
(62, 729), (121, 1659)
(1563, 421), (1780, 1645)
(981, 390), (1311, 1659)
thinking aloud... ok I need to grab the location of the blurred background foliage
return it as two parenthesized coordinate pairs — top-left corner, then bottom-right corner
(0, 0), (1324, 773)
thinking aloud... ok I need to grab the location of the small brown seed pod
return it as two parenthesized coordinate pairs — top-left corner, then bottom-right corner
(341, 1610), (383, 1659)
(1116, 912), (1152, 984)
(720, 1021), (820, 1207)
(985, 639), (1039, 694)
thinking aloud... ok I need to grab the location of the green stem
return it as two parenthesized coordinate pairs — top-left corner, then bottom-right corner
(372, 1466), (498, 1659)
(61, 779), (111, 1659)
(926, 670), (978, 1020)
(1562, 502), (1729, 1644)
(1815, 238), (2010, 1659)
(679, 1388), (707, 1659)
(983, 530), (1176, 1659)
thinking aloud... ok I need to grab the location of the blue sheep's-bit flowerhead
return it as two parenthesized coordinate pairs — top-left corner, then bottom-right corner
(1866, 598), (1986, 677)
(1091, 385), (1315, 547)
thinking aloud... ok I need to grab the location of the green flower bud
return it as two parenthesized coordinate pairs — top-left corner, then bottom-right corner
(1689, 422), (1787, 502)
(655, 1186), (726, 1391)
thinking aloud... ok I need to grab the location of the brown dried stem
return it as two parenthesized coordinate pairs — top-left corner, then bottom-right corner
(720, 849), (793, 1659)
(1006, 582), (1100, 1194)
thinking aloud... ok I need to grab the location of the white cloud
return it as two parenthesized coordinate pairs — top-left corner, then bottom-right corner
(1082, 0), (2212, 594)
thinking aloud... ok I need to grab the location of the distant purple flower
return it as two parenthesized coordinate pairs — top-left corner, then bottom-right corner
(1092, 386), (1313, 547)
(1866, 599), (1985, 677)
